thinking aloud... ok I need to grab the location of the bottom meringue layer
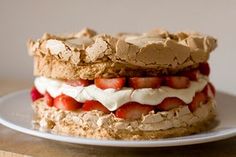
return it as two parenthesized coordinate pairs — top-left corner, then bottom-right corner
(32, 98), (217, 140)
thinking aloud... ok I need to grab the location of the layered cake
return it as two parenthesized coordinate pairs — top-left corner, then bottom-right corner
(27, 28), (217, 139)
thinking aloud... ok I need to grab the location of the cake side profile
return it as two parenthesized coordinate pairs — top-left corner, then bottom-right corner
(28, 28), (218, 140)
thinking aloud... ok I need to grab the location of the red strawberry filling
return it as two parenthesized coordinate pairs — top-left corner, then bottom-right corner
(31, 62), (216, 120)
(31, 82), (215, 120)
(95, 77), (126, 90)
(54, 94), (82, 111)
(115, 102), (154, 120)
(66, 79), (91, 87)
(164, 76), (190, 89)
(199, 62), (210, 76)
(82, 100), (111, 114)
(181, 69), (200, 81)
(157, 97), (186, 111)
(129, 77), (162, 89)
(30, 86), (43, 101)
(45, 92), (53, 107)
(188, 92), (207, 113)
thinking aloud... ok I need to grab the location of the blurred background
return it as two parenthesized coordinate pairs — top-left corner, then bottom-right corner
(0, 0), (235, 95)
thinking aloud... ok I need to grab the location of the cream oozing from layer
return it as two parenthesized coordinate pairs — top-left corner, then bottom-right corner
(34, 76), (208, 111)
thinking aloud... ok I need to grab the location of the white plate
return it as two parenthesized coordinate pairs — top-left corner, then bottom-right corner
(0, 90), (236, 147)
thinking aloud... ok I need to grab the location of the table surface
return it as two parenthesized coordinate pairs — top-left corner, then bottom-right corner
(0, 80), (236, 157)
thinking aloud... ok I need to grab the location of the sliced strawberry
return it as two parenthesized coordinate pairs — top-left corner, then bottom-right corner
(203, 82), (216, 98)
(157, 97), (186, 111)
(95, 78), (126, 90)
(115, 102), (154, 120)
(165, 76), (190, 89)
(45, 92), (54, 107)
(181, 69), (200, 81)
(188, 92), (207, 112)
(82, 100), (110, 114)
(208, 82), (216, 96)
(199, 62), (210, 76)
(66, 79), (91, 87)
(129, 77), (162, 89)
(30, 86), (43, 102)
(54, 94), (82, 111)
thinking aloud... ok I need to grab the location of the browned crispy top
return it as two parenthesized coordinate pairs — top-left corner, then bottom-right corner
(28, 28), (217, 79)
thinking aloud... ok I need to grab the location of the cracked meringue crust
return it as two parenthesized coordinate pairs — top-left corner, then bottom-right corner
(28, 28), (217, 80)
(32, 98), (217, 140)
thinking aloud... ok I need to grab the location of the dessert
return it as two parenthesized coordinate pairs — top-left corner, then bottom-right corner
(27, 28), (217, 140)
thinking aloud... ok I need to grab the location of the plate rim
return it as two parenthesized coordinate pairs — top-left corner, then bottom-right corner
(0, 89), (236, 147)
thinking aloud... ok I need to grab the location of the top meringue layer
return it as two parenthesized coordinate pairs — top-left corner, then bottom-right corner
(28, 28), (217, 69)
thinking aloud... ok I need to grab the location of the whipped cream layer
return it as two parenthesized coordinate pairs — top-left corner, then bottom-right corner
(34, 76), (208, 111)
